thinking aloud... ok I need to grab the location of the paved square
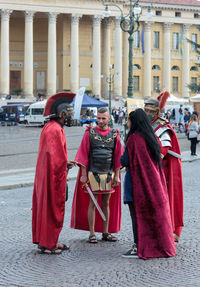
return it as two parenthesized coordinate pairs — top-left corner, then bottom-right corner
(0, 160), (200, 287)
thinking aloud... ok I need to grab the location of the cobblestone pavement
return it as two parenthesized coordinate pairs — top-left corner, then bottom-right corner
(0, 161), (200, 287)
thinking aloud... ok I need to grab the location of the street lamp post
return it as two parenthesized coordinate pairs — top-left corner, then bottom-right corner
(103, 0), (141, 98)
(106, 65), (114, 127)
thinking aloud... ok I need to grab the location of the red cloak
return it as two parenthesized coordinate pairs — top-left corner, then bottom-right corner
(127, 132), (176, 259)
(71, 126), (124, 233)
(154, 122), (184, 242)
(32, 120), (68, 249)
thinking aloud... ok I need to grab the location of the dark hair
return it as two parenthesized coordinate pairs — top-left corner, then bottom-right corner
(127, 108), (161, 164)
(97, 107), (108, 114)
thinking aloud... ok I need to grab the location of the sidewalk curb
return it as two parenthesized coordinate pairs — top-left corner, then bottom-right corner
(182, 158), (200, 162)
(0, 174), (79, 191)
(0, 155), (199, 191)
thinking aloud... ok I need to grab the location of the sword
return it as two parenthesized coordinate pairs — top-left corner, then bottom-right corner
(167, 150), (182, 159)
(83, 182), (106, 221)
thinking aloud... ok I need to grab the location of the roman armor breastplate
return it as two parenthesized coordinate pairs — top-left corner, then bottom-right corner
(89, 128), (117, 174)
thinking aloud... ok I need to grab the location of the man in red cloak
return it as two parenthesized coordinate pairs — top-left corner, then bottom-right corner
(144, 91), (184, 242)
(32, 92), (75, 255)
(71, 107), (124, 243)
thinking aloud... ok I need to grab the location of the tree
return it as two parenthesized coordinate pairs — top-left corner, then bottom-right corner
(187, 25), (200, 93)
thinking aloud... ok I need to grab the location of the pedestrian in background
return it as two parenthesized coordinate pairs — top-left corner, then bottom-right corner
(188, 114), (199, 156)
(118, 109), (124, 125)
(32, 92), (75, 255)
(121, 109), (176, 259)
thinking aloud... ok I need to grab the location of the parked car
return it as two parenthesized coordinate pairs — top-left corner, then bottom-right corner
(25, 100), (48, 126)
(1, 104), (28, 123)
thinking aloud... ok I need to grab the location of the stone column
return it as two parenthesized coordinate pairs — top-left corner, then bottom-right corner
(182, 24), (190, 98)
(163, 23), (171, 92)
(24, 11), (35, 98)
(144, 22), (151, 98)
(47, 12), (58, 97)
(102, 18), (111, 99)
(0, 9), (12, 97)
(114, 17), (122, 98)
(70, 14), (81, 93)
(122, 31), (129, 98)
(92, 15), (102, 97)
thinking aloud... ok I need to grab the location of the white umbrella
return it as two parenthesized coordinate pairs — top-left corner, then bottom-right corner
(190, 94), (200, 102)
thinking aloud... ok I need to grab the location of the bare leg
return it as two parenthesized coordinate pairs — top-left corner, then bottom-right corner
(101, 193), (111, 234)
(88, 194), (98, 235)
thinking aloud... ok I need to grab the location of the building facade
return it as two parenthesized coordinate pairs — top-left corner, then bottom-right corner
(0, 0), (200, 99)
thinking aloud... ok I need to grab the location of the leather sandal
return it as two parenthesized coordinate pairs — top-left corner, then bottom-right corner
(37, 245), (62, 255)
(102, 233), (117, 242)
(57, 243), (70, 251)
(88, 234), (98, 244)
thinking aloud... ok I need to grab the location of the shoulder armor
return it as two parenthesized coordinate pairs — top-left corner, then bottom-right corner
(159, 132), (172, 147)
(155, 128), (172, 148)
(155, 125), (171, 138)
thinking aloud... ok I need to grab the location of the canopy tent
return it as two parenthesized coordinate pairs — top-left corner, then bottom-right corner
(190, 94), (200, 102)
(167, 94), (189, 104)
(72, 93), (108, 107)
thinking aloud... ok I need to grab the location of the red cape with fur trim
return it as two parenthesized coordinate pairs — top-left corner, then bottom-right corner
(155, 122), (184, 242)
(32, 120), (68, 249)
(127, 132), (176, 259)
(71, 126), (123, 233)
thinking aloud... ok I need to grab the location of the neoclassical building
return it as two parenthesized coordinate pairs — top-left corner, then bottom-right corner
(0, 0), (200, 99)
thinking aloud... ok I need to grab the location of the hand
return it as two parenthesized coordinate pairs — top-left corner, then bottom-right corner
(112, 176), (121, 187)
(67, 161), (76, 169)
(80, 175), (88, 184)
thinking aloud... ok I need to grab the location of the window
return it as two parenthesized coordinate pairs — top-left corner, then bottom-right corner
(191, 77), (197, 85)
(172, 77), (178, 92)
(133, 64), (141, 70)
(26, 109), (30, 116)
(172, 33), (179, 50)
(194, 13), (199, 18)
(153, 76), (160, 92)
(192, 33), (197, 51)
(32, 108), (44, 115)
(4, 106), (16, 114)
(155, 10), (161, 16)
(171, 65), (180, 71)
(190, 66), (198, 71)
(152, 65), (160, 70)
(153, 32), (159, 49)
(133, 31), (140, 48)
(17, 106), (23, 113)
(175, 12), (181, 17)
(133, 76), (139, 91)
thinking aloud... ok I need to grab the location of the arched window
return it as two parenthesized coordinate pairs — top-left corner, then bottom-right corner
(133, 64), (141, 70)
(171, 65), (180, 71)
(190, 66), (198, 71)
(152, 65), (160, 70)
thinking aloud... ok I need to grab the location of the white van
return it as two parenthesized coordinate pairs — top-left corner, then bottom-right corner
(25, 100), (48, 125)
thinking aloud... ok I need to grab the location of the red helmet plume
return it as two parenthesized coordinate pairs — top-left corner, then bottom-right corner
(157, 91), (170, 111)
